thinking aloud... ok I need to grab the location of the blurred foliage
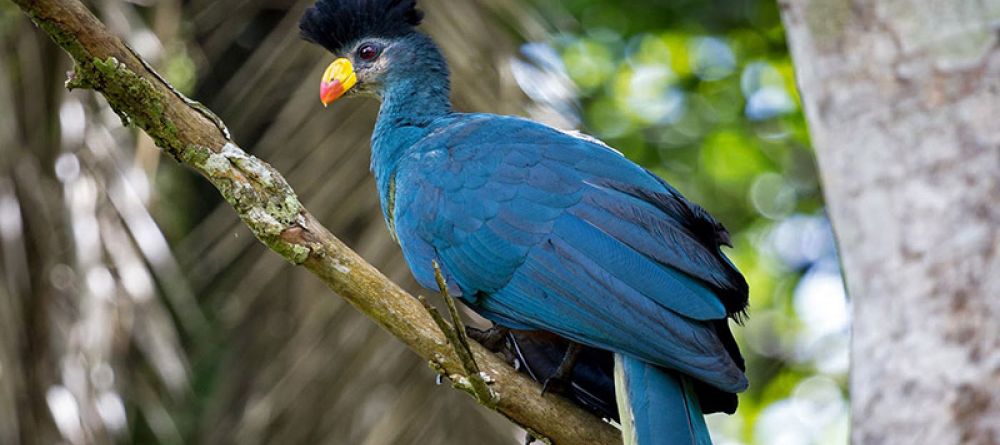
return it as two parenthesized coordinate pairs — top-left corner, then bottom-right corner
(514, 0), (849, 443)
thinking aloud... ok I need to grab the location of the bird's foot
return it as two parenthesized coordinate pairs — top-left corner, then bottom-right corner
(466, 324), (510, 352)
(540, 342), (582, 397)
(540, 375), (571, 397)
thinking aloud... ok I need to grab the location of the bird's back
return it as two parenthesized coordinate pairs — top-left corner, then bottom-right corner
(390, 113), (748, 393)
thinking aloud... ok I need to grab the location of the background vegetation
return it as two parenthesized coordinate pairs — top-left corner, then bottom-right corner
(0, 0), (847, 443)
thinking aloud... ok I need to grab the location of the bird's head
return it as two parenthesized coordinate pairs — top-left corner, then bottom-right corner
(300, 0), (445, 107)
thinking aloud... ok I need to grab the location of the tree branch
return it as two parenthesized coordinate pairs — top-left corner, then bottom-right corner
(10, 0), (621, 443)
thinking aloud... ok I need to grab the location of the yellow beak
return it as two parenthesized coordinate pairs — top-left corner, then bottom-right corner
(320, 58), (357, 107)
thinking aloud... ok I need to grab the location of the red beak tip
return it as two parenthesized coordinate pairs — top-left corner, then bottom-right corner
(320, 80), (344, 107)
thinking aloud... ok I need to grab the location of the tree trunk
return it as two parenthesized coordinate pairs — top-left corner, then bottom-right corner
(779, 1), (1000, 444)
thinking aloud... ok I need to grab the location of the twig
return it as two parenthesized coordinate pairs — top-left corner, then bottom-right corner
(418, 262), (498, 406)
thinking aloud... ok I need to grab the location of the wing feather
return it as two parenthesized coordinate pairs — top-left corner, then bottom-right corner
(392, 114), (748, 392)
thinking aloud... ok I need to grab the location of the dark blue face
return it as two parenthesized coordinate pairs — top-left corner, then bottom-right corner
(344, 38), (394, 98)
(319, 31), (450, 107)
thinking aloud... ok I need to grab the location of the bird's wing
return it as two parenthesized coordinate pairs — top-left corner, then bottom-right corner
(393, 115), (747, 391)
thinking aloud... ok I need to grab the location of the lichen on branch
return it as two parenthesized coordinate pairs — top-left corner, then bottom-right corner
(196, 142), (311, 264)
(70, 55), (309, 265)
(72, 56), (182, 154)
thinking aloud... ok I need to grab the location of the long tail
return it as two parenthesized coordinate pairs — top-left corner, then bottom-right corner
(614, 354), (712, 445)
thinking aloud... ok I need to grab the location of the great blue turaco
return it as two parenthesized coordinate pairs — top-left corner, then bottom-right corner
(299, 1), (749, 443)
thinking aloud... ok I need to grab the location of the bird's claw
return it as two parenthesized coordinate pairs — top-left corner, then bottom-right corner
(466, 324), (510, 352)
(540, 375), (571, 397)
(540, 342), (582, 396)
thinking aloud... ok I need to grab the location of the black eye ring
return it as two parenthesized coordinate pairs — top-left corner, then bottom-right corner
(358, 44), (379, 61)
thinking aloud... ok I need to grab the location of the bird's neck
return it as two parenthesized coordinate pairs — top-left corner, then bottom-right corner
(371, 79), (451, 189)
(370, 33), (453, 226)
(377, 75), (452, 129)
(372, 77), (451, 152)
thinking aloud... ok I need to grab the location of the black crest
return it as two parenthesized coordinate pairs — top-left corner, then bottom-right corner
(300, 0), (424, 53)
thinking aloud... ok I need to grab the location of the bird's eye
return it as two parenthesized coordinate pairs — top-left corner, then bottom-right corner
(358, 44), (379, 61)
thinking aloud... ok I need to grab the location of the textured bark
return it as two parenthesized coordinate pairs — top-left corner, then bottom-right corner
(9, 0), (621, 443)
(779, 1), (1000, 444)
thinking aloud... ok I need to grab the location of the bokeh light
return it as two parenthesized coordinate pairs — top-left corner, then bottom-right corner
(513, 1), (846, 442)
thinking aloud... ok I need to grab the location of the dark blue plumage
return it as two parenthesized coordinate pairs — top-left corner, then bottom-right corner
(390, 114), (747, 393)
(301, 1), (749, 442)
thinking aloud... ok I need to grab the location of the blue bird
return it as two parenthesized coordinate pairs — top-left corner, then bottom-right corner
(300, 1), (749, 443)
